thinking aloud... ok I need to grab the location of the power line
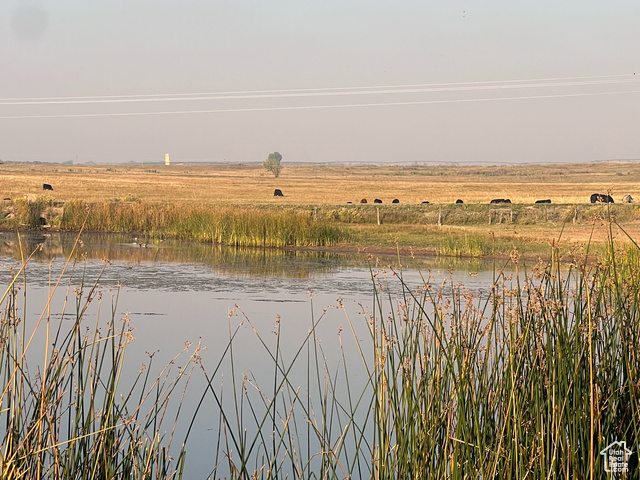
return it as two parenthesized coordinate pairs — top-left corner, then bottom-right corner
(0, 74), (636, 105)
(1, 89), (639, 120)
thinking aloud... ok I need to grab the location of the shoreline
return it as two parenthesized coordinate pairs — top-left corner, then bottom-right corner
(1, 227), (606, 264)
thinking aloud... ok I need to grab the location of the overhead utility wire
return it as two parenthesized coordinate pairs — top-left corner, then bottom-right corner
(2, 89), (639, 120)
(0, 74), (635, 104)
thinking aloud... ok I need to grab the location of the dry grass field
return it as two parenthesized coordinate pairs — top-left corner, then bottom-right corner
(2, 161), (640, 205)
(2, 161), (640, 255)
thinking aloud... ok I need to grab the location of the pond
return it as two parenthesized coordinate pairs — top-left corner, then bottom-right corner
(0, 232), (518, 478)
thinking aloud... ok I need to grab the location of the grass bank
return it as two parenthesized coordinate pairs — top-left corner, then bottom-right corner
(1, 199), (351, 247)
(3, 198), (639, 258)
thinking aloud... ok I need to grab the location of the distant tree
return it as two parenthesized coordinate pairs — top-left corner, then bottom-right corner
(263, 152), (283, 178)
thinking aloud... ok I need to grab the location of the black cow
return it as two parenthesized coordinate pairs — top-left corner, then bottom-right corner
(392, 199), (399, 204)
(274, 189), (284, 197)
(360, 198), (367, 204)
(374, 199), (382, 204)
(490, 198), (511, 204)
(535, 199), (551, 204)
(43, 183), (53, 191)
(590, 193), (614, 203)
(455, 199), (463, 204)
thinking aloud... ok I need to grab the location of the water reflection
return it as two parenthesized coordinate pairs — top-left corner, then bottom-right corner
(0, 231), (493, 280)
(0, 231), (516, 478)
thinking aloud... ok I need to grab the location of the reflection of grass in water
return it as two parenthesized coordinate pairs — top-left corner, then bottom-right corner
(5, 232), (476, 279)
(0, 233), (355, 279)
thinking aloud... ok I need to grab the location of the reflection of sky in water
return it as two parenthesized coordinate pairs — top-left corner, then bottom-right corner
(0, 255), (506, 301)
(0, 232), (521, 478)
(0, 232), (512, 298)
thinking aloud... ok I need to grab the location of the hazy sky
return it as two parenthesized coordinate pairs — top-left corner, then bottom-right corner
(1, 1), (639, 164)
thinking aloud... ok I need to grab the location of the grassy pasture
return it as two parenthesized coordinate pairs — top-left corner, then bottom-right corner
(2, 161), (640, 205)
(3, 161), (640, 256)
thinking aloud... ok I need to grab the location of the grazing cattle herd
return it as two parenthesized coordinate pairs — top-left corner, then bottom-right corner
(269, 190), (634, 205)
(335, 194), (633, 205)
(33, 182), (637, 207)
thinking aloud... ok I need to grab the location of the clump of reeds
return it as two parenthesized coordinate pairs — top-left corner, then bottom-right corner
(0, 237), (199, 478)
(58, 201), (349, 247)
(434, 232), (491, 257)
(11, 198), (47, 229)
(201, 230), (640, 478)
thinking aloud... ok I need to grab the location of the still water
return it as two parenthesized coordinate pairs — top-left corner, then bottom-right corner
(0, 232), (513, 478)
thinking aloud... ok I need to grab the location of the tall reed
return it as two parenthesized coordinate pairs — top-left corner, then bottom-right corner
(0, 236), (199, 479)
(434, 233), (491, 257)
(198, 233), (639, 478)
(11, 198), (48, 229)
(58, 201), (349, 247)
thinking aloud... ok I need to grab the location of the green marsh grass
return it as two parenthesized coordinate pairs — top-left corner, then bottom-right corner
(58, 201), (349, 247)
(11, 198), (48, 230)
(433, 233), (491, 257)
(3, 198), (637, 259)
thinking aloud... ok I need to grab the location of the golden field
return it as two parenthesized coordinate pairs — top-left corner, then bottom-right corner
(1, 161), (639, 205)
(2, 161), (640, 256)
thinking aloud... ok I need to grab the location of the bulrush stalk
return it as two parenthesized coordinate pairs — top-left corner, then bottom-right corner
(201, 227), (640, 479)
(0, 233), (198, 479)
